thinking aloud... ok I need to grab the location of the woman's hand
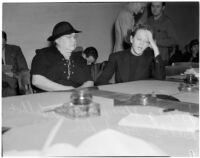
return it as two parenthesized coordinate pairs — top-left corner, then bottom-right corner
(81, 81), (94, 88)
(146, 30), (160, 57)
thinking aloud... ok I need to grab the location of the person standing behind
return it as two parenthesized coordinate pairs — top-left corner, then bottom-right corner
(113, 2), (147, 52)
(31, 21), (93, 92)
(147, 2), (177, 65)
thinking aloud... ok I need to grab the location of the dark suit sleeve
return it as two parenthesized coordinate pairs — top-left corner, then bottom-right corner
(95, 53), (116, 85)
(151, 55), (166, 80)
(15, 46), (29, 72)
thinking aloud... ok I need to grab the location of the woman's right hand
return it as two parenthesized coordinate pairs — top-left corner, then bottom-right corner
(81, 81), (94, 88)
(146, 30), (159, 57)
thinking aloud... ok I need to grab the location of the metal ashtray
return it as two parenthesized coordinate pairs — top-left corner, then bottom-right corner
(114, 93), (157, 106)
(184, 74), (198, 85)
(178, 82), (199, 92)
(54, 89), (100, 118)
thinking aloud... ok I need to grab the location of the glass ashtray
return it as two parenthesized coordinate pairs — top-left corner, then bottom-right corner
(54, 101), (100, 118)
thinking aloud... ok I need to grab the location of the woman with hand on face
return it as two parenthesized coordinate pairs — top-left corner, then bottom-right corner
(96, 24), (165, 85)
(31, 21), (93, 92)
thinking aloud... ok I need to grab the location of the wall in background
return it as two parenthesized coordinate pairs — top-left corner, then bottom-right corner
(165, 2), (199, 47)
(3, 2), (199, 68)
(3, 2), (124, 67)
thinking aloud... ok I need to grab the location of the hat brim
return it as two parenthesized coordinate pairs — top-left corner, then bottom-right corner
(47, 29), (81, 41)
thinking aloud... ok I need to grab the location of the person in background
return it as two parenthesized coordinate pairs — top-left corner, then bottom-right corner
(82, 46), (108, 82)
(82, 47), (98, 65)
(168, 45), (184, 65)
(146, 2), (177, 65)
(113, 2), (147, 52)
(187, 39), (199, 63)
(31, 21), (93, 92)
(169, 39), (199, 65)
(95, 24), (165, 86)
(2, 31), (30, 97)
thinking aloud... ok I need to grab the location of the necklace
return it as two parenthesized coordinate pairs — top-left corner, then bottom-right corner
(67, 59), (71, 79)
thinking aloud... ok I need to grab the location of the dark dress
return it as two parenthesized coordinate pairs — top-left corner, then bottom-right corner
(31, 46), (92, 92)
(95, 48), (165, 85)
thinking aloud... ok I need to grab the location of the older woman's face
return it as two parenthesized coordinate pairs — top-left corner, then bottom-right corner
(56, 33), (77, 52)
(130, 29), (150, 55)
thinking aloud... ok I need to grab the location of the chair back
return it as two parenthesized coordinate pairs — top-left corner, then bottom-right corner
(91, 61), (108, 81)
(17, 70), (33, 94)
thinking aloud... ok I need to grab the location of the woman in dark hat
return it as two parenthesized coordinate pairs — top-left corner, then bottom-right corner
(31, 21), (93, 92)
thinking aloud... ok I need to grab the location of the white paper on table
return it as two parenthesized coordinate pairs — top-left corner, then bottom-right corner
(4, 129), (167, 156)
(76, 129), (166, 156)
(118, 112), (199, 132)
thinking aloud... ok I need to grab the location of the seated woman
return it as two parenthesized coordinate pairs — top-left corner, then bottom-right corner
(31, 21), (93, 92)
(95, 24), (165, 85)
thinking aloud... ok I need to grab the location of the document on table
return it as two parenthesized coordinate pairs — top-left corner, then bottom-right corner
(118, 112), (199, 132)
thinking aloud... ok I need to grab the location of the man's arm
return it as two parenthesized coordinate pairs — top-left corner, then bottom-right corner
(114, 11), (134, 52)
(118, 11), (135, 44)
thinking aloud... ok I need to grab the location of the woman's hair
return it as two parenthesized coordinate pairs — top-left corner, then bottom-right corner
(83, 47), (98, 60)
(130, 24), (154, 38)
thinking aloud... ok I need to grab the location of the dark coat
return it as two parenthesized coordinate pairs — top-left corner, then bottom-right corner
(4, 44), (28, 74)
(2, 44), (28, 96)
(95, 48), (165, 85)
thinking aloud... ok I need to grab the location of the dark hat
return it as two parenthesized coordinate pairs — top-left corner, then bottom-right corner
(47, 21), (81, 41)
